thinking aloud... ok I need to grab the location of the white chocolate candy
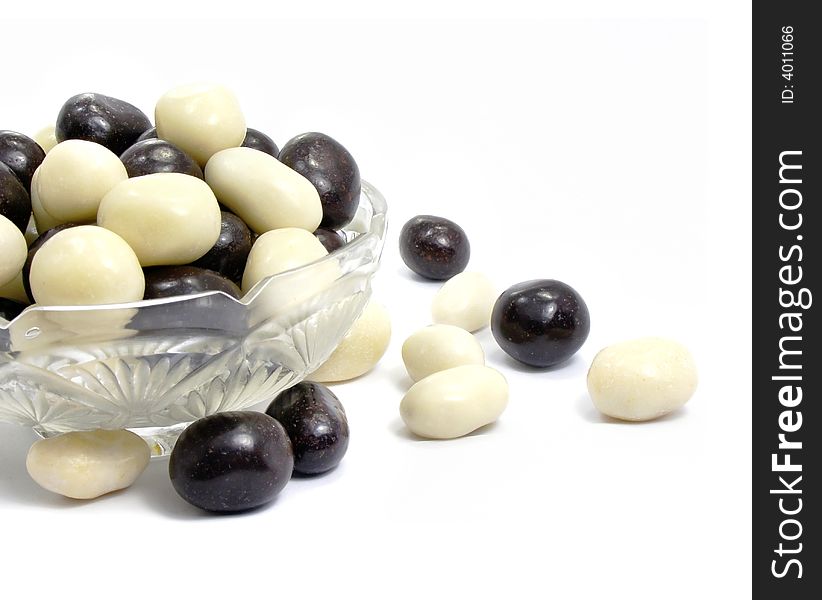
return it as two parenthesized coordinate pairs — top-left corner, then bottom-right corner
(26, 429), (150, 499)
(310, 301), (391, 383)
(98, 173), (221, 267)
(431, 271), (497, 332)
(587, 337), (698, 421)
(24, 214), (38, 245)
(30, 167), (62, 232)
(205, 147), (323, 234)
(30, 225), (145, 306)
(0, 271), (29, 304)
(34, 140), (127, 223)
(401, 324), (485, 382)
(155, 83), (246, 166)
(0, 215), (27, 288)
(33, 124), (58, 153)
(400, 364), (508, 439)
(242, 227), (328, 293)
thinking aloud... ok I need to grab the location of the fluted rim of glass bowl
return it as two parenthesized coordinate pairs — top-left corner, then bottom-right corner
(0, 179), (387, 328)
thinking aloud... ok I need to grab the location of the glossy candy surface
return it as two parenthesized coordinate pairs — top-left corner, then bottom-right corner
(242, 128), (279, 157)
(143, 266), (241, 300)
(399, 215), (470, 280)
(191, 211), (253, 282)
(22, 222), (77, 301)
(169, 411), (294, 513)
(491, 279), (590, 367)
(279, 132), (360, 229)
(0, 214), (27, 287)
(265, 382), (349, 475)
(314, 227), (346, 253)
(120, 139), (203, 179)
(136, 127), (157, 142)
(0, 130), (45, 191)
(56, 93), (152, 156)
(0, 162), (31, 232)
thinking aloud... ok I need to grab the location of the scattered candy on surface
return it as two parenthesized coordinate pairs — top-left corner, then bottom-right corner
(310, 301), (391, 383)
(279, 132), (360, 230)
(29, 225), (145, 305)
(25, 429), (150, 499)
(491, 279), (590, 367)
(400, 365), (509, 439)
(97, 172), (221, 267)
(587, 337), (697, 421)
(401, 324), (485, 382)
(265, 381), (349, 475)
(431, 271), (496, 332)
(399, 215), (470, 280)
(168, 411), (294, 513)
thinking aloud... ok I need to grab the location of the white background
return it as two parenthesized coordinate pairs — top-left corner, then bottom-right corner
(1, 2), (752, 598)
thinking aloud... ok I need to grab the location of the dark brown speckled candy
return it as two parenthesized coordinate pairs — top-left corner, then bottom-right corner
(265, 381), (349, 475)
(56, 93), (152, 156)
(399, 215), (470, 280)
(0, 162), (31, 233)
(136, 127), (157, 142)
(491, 279), (590, 367)
(169, 411), (294, 513)
(120, 139), (203, 179)
(0, 130), (45, 192)
(143, 266), (241, 300)
(242, 128), (279, 158)
(191, 211), (253, 282)
(313, 227), (346, 253)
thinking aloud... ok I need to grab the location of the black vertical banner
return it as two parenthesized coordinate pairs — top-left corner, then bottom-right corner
(753, 2), (819, 597)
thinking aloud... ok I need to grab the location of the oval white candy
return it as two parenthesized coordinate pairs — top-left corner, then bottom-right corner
(401, 324), (485, 382)
(400, 364), (508, 439)
(34, 139), (128, 223)
(155, 82), (246, 166)
(33, 124), (58, 153)
(242, 227), (328, 293)
(30, 225), (145, 305)
(587, 337), (698, 421)
(26, 429), (150, 499)
(30, 166), (62, 232)
(98, 173), (221, 267)
(205, 147), (322, 234)
(310, 301), (391, 383)
(431, 271), (497, 332)
(0, 270), (29, 304)
(0, 214), (27, 288)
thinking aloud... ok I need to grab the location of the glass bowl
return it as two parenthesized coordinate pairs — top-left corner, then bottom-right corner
(0, 180), (387, 456)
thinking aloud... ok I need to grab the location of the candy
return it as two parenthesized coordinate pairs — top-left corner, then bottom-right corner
(155, 83), (246, 166)
(431, 271), (496, 332)
(399, 365), (508, 439)
(29, 225), (145, 305)
(97, 173), (221, 267)
(0, 214), (27, 287)
(22, 223), (77, 301)
(191, 211), (253, 283)
(241, 227), (328, 293)
(0, 271), (28, 304)
(587, 337), (698, 421)
(205, 146), (322, 234)
(491, 279), (590, 367)
(0, 130), (45, 192)
(56, 93), (152, 156)
(314, 227), (346, 253)
(399, 215), (470, 280)
(265, 381), (349, 475)
(401, 324), (485, 382)
(143, 266), (241, 300)
(135, 127), (157, 142)
(25, 430), (150, 499)
(0, 162), (31, 233)
(33, 125), (58, 153)
(309, 301), (391, 383)
(279, 132), (360, 230)
(35, 140), (127, 223)
(242, 127), (279, 157)
(169, 411), (294, 513)
(119, 139), (203, 179)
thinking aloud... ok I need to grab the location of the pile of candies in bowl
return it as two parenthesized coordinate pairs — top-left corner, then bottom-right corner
(0, 84), (385, 475)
